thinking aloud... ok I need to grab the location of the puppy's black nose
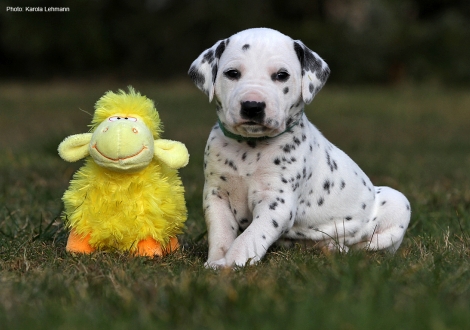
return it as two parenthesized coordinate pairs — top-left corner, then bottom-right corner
(240, 101), (266, 122)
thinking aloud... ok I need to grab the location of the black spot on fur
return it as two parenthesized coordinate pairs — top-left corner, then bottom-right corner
(325, 151), (337, 172)
(292, 182), (300, 191)
(381, 201), (387, 206)
(202, 50), (215, 64)
(247, 140), (257, 148)
(323, 180), (331, 194)
(215, 40), (226, 59)
(188, 66), (205, 88)
(272, 220), (279, 228)
(283, 87), (289, 94)
(211, 65), (218, 84)
(345, 216), (352, 221)
(242, 44), (250, 51)
(274, 158), (281, 165)
(224, 159), (238, 171)
(240, 218), (249, 224)
(318, 197), (324, 206)
(340, 180), (346, 189)
(276, 197), (285, 204)
(270, 202), (278, 210)
(362, 203), (366, 210)
(283, 144), (294, 153)
(242, 152), (247, 161)
(220, 176), (227, 181)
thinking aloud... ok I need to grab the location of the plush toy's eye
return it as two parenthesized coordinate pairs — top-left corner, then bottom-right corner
(109, 116), (138, 122)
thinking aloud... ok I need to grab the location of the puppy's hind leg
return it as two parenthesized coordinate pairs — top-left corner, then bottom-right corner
(364, 187), (411, 253)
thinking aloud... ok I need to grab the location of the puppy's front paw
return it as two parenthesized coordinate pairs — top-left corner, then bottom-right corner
(204, 258), (228, 269)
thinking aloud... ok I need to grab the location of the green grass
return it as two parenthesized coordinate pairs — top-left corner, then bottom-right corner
(1, 81), (469, 329)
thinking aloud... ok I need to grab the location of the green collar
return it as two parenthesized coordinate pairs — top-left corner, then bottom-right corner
(217, 110), (304, 142)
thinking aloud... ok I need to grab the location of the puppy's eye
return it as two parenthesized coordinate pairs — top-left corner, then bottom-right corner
(224, 69), (241, 80)
(272, 70), (290, 82)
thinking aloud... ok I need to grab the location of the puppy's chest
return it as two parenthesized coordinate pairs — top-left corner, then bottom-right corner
(204, 132), (313, 211)
(205, 139), (274, 187)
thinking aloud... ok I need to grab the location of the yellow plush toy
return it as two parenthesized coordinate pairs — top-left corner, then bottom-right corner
(58, 87), (189, 257)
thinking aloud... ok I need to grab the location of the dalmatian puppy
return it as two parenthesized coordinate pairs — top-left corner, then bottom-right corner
(188, 28), (411, 268)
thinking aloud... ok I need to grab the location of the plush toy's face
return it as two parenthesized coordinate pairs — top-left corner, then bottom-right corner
(58, 88), (190, 172)
(90, 116), (154, 172)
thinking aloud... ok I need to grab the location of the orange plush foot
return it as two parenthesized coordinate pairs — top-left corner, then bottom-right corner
(66, 230), (95, 254)
(136, 237), (179, 257)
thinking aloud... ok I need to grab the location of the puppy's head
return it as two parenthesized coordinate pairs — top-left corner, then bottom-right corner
(188, 28), (330, 138)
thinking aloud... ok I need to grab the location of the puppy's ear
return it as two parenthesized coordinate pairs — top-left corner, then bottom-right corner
(293, 41), (330, 104)
(188, 38), (229, 102)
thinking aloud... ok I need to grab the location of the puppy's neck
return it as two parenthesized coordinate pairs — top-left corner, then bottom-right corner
(217, 109), (304, 142)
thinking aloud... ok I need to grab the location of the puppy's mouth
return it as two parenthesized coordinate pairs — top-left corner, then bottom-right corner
(242, 121), (263, 126)
(234, 121), (275, 136)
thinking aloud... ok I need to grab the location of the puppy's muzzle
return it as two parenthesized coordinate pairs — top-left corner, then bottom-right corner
(240, 101), (266, 123)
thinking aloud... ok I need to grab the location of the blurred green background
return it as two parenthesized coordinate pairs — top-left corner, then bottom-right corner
(1, 2), (470, 329)
(1, 0), (470, 85)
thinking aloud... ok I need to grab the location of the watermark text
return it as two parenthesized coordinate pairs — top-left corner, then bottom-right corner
(6, 6), (70, 12)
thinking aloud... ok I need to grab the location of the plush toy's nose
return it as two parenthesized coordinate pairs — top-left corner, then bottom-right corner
(101, 121), (139, 135)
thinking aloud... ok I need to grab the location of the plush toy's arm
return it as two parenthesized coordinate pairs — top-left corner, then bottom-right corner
(154, 139), (189, 169)
(58, 133), (93, 162)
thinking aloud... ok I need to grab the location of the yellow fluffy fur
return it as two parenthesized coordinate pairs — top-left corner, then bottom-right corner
(63, 159), (186, 250)
(90, 87), (162, 138)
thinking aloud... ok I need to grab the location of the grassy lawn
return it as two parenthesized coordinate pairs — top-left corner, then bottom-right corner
(0, 81), (469, 329)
